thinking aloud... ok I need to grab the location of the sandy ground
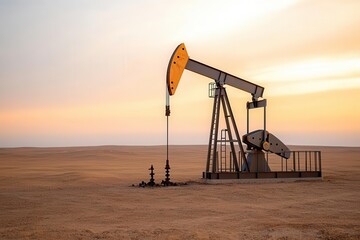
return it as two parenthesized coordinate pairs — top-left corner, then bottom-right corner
(0, 145), (359, 240)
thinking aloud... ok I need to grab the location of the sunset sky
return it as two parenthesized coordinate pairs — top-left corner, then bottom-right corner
(1, 0), (359, 147)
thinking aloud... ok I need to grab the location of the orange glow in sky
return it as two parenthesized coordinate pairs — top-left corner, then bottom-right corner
(0, 0), (359, 147)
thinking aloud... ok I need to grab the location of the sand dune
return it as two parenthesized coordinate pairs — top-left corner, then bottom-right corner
(0, 145), (359, 239)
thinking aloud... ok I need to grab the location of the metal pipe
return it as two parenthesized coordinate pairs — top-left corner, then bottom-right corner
(263, 105), (266, 141)
(293, 151), (296, 171)
(247, 106), (249, 134)
(319, 151), (322, 176)
(166, 89), (170, 162)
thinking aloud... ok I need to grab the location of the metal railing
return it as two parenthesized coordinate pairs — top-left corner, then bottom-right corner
(280, 151), (321, 172)
(214, 149), (321, 173)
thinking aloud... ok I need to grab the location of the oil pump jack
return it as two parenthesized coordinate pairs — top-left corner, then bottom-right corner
(165, 43), (321, 180)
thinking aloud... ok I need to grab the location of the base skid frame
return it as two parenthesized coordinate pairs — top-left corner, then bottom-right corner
(203, 171), (322, 180)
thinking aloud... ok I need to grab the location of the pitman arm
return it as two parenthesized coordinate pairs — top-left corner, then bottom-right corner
(166, 43), (264, 100)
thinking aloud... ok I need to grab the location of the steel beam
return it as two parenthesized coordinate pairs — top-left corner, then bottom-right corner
(185, 59), (264, 99)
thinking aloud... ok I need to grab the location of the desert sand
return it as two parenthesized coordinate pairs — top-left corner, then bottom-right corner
(0, 145), (359, 239)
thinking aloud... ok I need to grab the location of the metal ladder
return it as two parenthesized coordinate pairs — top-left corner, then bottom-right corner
(220, 129), (227, 172)
(207, 85), (220, 173)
